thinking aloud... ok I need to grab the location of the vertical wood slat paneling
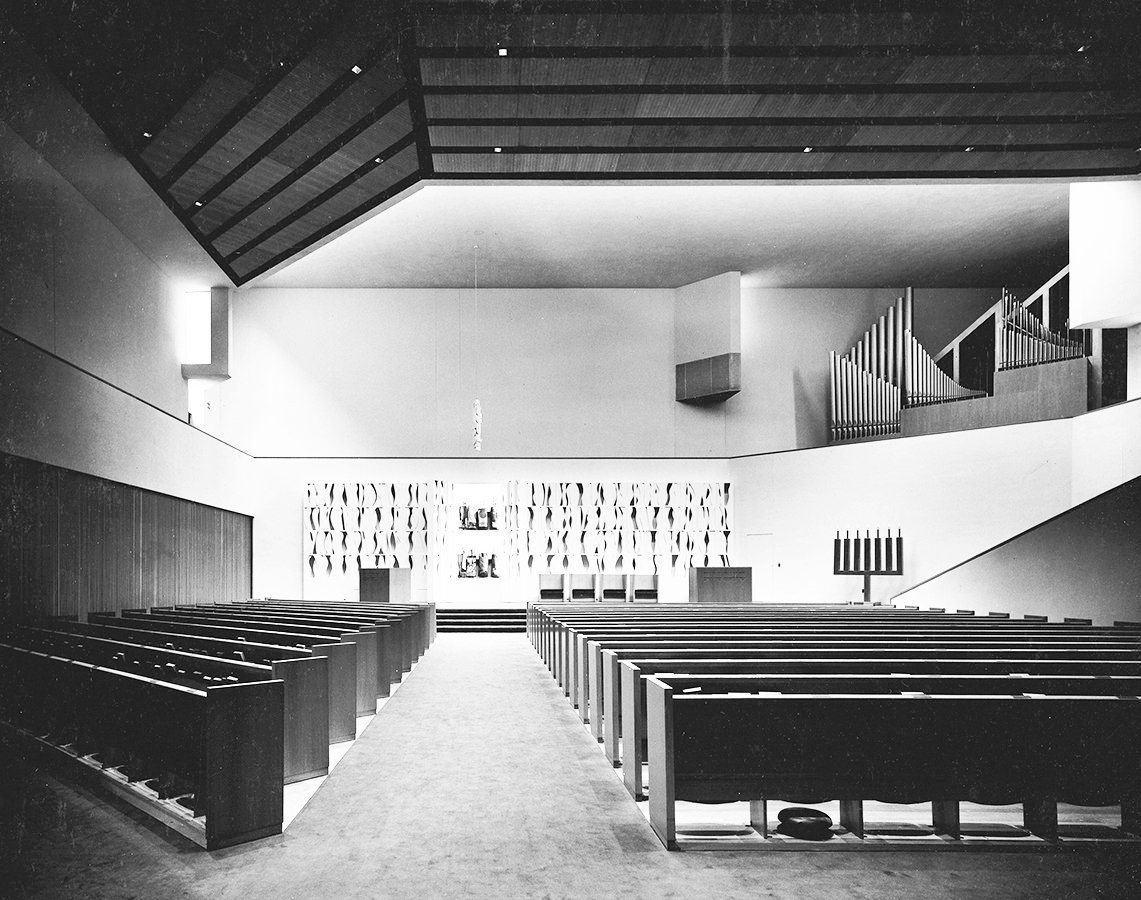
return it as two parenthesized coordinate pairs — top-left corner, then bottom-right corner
(0, 451), (251, 621)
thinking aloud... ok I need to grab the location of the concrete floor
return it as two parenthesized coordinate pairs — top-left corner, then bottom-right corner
(2, 634), (1139, 899)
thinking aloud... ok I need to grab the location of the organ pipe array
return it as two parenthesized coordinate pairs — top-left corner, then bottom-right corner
(904, 331), (986, 408)
(829, 291), (984, 442)
(998, 289), (1085, 371)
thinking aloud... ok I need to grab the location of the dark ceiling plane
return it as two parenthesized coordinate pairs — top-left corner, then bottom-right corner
(6, 0), (1141, 285)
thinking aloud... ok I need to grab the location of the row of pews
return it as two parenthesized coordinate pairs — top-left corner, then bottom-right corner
(0, 599), (435, 850)
(527, 602), (1141, 850)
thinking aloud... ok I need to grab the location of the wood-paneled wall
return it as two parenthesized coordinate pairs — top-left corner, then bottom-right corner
(0, 451), (251, 621)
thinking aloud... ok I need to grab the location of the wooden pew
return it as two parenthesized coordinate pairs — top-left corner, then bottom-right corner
(539, 608), (1140, 694)
(262, 600), (434, 662)
(82, 616), (356, 744)
(597, 651), (1141, 772)
(152, 606), (402, 695)
(612, 652), (1141, 799)
(548, 616), (1141, 698)
(0, 641), (283, 850)
(644, 670), (1141, 829)
(230, 601), (417, 673)
(555, 615), (1141, 696)
(12, 625), (329, 785)
(217, 602), (420, 680)
(569, 629), (1141, 722)
(115, 610), (379, 717)
(254, 598), (437, 654)
(644, 679), (1141, 848)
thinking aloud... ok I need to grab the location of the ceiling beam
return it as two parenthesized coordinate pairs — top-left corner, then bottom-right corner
(421, 81), (1136, 96)
(186, 43), (400, 213)
(439, 142), (1141, 154)
(429, 162), (1141, 180)
(427, 114), (1141, 127)
(417, 44), (1103, 59)
(397, 0), (434, 176)
(205, 88), (410, 241)
(224, 132), (418, 263)
(236, 172), (422, 283)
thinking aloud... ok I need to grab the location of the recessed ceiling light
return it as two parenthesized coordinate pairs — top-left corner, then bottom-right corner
(802, 146), (812, 153)
(194, 200), (203, 207)
(351, 65), (362, 74)
(493, 146), (502, 153)
(142, 131), (152, 138)
(498, 48), (508, 56)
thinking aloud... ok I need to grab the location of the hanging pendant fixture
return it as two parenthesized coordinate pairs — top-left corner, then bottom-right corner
(471, 242), (482, 452)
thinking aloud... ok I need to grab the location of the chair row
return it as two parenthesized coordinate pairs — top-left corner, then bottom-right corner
(537, 574), (658, 602)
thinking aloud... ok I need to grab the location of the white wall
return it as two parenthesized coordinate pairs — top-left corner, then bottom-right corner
(0, 120), (189, 418)
(1069, 398), (1141, 505)
(0, 57), (251, 516)
(217, 283), (1022, 463)
(675, 272), (741, 361)
(1070, 181), (1141, 329)
(730, 416), (1073, 605)
(1, 331), (256, 515)
(894, 475), (1141, 626)
(726, 287), (904, 453)
(729, 399), (1141, 615)
(1129, 324), (1141, 401)
(217, 286), (748, 458)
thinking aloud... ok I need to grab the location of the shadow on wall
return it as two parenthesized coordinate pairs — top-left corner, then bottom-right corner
(892, 474), (1141, 625)
(793, 368), (827, 449)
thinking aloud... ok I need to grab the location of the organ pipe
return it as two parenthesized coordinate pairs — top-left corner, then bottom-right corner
(998, 290), (1083, 371)
(829, 292), (984, 442)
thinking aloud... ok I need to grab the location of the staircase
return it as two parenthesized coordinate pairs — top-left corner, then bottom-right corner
(437, 609), (527, 633)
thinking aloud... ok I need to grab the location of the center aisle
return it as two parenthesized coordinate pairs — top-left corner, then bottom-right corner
(187, 634), (1132, 900)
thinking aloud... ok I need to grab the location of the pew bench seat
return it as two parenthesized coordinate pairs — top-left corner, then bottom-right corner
(0, 642), (283, 850)
(645, 680), (1141, 848)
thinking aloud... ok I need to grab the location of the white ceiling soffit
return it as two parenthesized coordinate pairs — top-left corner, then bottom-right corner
(257, 182), (1069, 290)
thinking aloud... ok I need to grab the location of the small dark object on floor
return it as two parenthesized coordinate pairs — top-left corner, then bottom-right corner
(776, 807), (834, 841)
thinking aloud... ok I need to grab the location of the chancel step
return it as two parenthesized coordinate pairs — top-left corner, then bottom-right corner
(437, 610), (526, 633)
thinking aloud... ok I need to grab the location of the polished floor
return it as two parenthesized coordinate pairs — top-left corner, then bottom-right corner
(2, 634), (1139, 899)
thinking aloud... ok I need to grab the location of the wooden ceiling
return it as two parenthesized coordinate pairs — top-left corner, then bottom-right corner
(6, 1), (1140, 285)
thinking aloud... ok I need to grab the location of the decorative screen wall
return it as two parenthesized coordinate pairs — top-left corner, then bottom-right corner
(303, 479), (731, 599)
(505, 481), (731, 574)
(304, 482), (440, 579)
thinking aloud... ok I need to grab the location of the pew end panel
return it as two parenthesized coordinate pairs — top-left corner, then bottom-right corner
(588, 641), (604, 740)
(575, 632), (590, 717)
(271, 656), (330, 783)
(341, 630), (378, 715)
(203, 680), (285, 850)
(620, 662), (645, 799)
(602, 650), (622, 766)
(311, 642), (357, 743)
(646, 677), (677, 849)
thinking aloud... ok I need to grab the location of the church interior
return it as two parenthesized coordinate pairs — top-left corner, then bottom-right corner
(2, 1), (1140, 896)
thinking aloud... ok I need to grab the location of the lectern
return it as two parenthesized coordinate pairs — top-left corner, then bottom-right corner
(359, 567), (412, 604)
(688, 567), (752, 603)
